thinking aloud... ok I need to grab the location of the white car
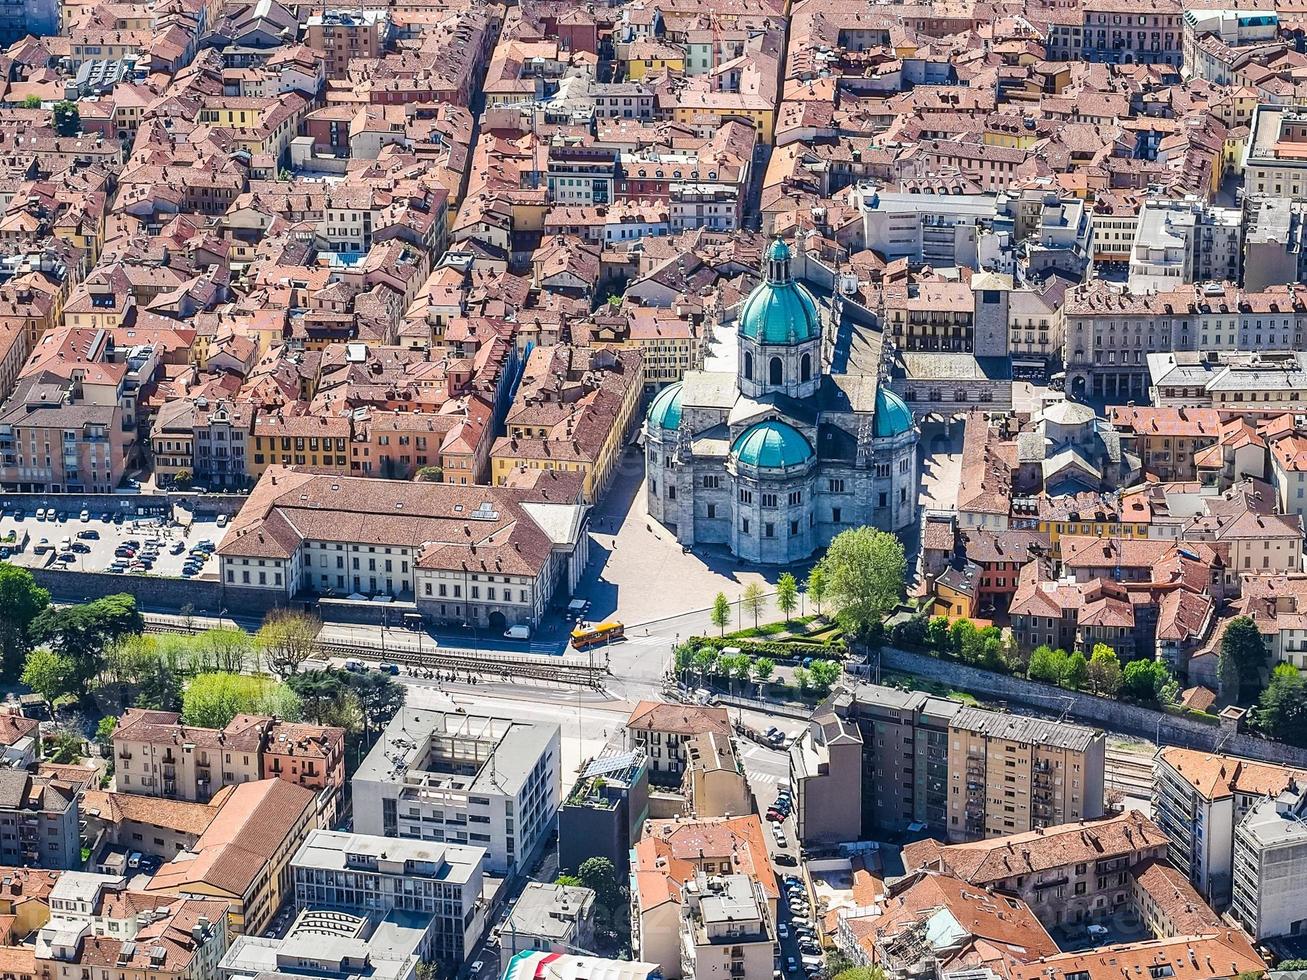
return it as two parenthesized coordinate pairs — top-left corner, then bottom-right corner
(1086, 924), (1109, 938)
(79, 510), (89, 522)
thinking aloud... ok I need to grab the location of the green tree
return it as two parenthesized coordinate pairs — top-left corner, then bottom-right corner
(742, 582), (765, 629)
(289, 669), (353, 725)
(753, 657), (775, 685)
(555, 874), (583, 888)
(776, 573), (799, 621)
(1086, 644), (1123, 697)
(414, 466), (444, 482)
(808, 659), (842, 694)
(1063, 652), (1088, 690)
(673, 643), (696, 674)
(22, 94), (40, 108)
(818, 527), (905, 640)
(21, 649), (78, 703)
(711, 593), (731, 637)
(949, 618), (975, 657)
(182, 672), (302, 727)
(578, 855), (623, 919)
(1219, 616), (1266, 702)
(805, 566), (828, 615)
(44, 726), (84, 764)
(1027, 645), (1066, 684)
(1257, 664), (1307, 747)
(692, 646), (719, 679)
(792, 665), (811, 692)
(256, 610), (320, 678)
(346, 671), (405, 737)
(135, 661), (182, 711)
(925, 616), (950, 652)
(720, 653), (752, 691)
(0, 564), (49, 677)
(29, 594), (142, 692)
(95, 715), (117, 750)
(1121, 659), (1177, 706)
(52, 100), (79, 136)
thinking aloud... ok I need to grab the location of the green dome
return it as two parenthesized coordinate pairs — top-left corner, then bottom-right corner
(646, 382), (683, 431)
(738, 280), (821, 345)
(731, 420), (814, 470)
(766, 238), (791, 263)
(873, 387), (914, 438)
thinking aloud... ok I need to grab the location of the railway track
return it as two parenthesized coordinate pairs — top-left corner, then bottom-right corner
(1105, 750), (1155, 798)
(141, 614), (607, 688)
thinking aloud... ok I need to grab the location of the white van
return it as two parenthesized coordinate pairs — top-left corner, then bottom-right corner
(504, 625), (531, 640)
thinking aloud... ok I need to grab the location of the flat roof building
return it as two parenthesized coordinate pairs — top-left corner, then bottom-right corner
(352, 707), (560, 876)
(291, 830), (486, 967)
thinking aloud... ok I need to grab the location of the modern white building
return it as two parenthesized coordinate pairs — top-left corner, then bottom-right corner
(1230, 786), (1307, 941)
(290, 830), (486, 966)
(1152, 746), (1307, 909)
(352, 707), (561, 876)
(1127, 198), (1242, 293)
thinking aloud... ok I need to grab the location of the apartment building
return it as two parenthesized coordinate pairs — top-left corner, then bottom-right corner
(631, 815), (777, 980)
(305, 11), (389, 79)
(684, 732), (751, 819)
(626, 702), (732, 788)
(1149, 350), (1307, 409)
(902, 811), (1170, 928)
(1080, 0), (1183, 66)
(1109, 406), (1222, 481)
(946, 707), (1106, 841)
(33, 878), (230, 980)
(1006, 934), (1262, 980)
(790, 708), (863, 845)
(1230, 784), (1307, 940)
(1245, 104), (1307, 201)
(1066, 282), (1307, 403)
(679, 874), (774, 980)
(0, 772), (79, 870)
(112, 710), (345, 807)
(352, 707), (560, 876)
(291, 830), (486, 966)
(145, 779), (322, 936)
(1152, 746), (1307, 908)
(1127, 199), (1242, 292)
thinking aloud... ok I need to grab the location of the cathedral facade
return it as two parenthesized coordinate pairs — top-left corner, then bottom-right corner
(644, 240), (920, 565)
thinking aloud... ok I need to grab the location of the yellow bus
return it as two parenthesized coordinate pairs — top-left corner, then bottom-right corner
(571, 621), (624, 650)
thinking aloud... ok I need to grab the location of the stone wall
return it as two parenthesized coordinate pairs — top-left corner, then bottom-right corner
(878, 645), (1307, 768)
(29, 568), (291, 618)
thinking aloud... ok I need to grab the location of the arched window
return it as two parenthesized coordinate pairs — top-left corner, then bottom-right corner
(769, 357), (783, 386)
(743, 351), (753, 380)
(800, 352), (812, 382)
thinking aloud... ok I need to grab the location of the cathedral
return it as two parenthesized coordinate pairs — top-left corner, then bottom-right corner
(644, 240), (921, 565)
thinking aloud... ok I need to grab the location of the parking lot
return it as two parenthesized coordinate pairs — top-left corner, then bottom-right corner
(0, 503), (232, 580)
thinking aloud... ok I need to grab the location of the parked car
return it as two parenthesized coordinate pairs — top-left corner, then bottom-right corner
(378, 663), (399, 675)
(777, 924), (789, 940)
(77, 529), (99, 539)
(70, 542), (91, 554)
(79, 510), (89, 522)
(54, 553), (76, 564)
(216, 514), (229, 527)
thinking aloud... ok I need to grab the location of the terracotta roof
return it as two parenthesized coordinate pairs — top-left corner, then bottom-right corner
(903, 812), (1168, 884)
(627, 700), (731, 737)
(1158, 746), (1307, 801)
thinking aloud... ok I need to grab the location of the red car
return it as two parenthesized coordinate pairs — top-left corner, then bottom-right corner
(766, 809), (783, 821)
